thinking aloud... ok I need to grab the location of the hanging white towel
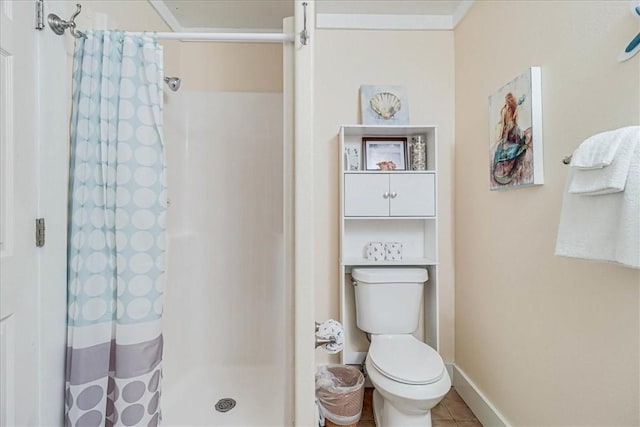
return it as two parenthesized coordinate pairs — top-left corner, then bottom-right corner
(556, 137), (640, 269)
(316, 319), (344, 354)
(569, 128), (640, 195)
(569, 126), (638, 169)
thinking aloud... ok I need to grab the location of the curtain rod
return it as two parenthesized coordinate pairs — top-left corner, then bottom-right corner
(142, 32), (294, 43)
(47, 4), (295, 44)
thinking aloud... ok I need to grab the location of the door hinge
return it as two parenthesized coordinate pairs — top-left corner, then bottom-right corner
(35, 0), (45, 30)
(35, 218), (45, 247)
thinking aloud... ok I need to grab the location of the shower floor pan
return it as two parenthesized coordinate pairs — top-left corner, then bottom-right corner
(162, 365), (288, 426)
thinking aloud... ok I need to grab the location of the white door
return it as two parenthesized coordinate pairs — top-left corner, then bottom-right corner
(389, 173), (436, 217)
(344, 173), (389, 217)
(0, 1), (40, 425)
(1, 1), (68, 425)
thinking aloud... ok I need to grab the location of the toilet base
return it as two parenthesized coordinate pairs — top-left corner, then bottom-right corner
(373, 388), (433, 427)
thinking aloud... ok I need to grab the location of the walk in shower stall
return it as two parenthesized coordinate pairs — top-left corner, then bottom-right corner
(161, 46), (294, 424)
(0, 1), (314, 424)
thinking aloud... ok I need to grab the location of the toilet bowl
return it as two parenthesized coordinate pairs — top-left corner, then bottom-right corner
(351, 267), (451, 426)
(365, 335), (450, 426)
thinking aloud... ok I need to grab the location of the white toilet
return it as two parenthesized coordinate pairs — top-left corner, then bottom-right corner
(352, 267), (451, 427)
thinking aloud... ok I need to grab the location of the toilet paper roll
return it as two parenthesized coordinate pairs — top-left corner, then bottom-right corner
(385, 242), (403, 261)
(364, 242), (385, 262)
(316, 319), (344, 354)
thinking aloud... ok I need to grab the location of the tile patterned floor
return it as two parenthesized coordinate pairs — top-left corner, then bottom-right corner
(359, 387), (483, 427)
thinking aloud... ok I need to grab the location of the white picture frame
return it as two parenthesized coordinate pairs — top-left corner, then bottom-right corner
(363, 137), (408, 170)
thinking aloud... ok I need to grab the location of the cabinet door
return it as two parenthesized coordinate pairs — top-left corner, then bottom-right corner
(344, 174), (389, 216)
(389, 174), (436, 216)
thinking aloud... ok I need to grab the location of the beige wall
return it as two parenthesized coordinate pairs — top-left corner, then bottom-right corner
(313, 29), (456, 364)
(178, 43), (282, 92)
(455, 1), (640, 425)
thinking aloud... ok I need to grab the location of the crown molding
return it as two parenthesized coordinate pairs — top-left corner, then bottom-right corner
(316, 13), (454, 30)
(148, 0), (475, 33)
(314, 0), (475, 32)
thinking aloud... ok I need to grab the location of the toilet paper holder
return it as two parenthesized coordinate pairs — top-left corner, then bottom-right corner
(315, 321), (337, 348)
(315, 337), (336, 348)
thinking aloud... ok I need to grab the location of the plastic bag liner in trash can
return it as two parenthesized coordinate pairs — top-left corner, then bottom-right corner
(315, 364), (365, 427)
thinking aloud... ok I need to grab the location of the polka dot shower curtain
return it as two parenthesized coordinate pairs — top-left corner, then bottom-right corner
(65, 31), (166, 427)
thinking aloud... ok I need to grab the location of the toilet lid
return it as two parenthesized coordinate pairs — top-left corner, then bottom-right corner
(369, 335), (445, 385)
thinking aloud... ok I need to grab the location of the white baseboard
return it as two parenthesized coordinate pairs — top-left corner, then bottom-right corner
(446, 364), (511, 427)
(445, 362), (454, 381)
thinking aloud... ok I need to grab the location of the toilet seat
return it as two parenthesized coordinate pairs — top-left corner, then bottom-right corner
(369, 335), (445, 385)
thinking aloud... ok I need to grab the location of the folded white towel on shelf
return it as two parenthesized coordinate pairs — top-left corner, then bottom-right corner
(569, 127), (640, 195)
(556, 136), (640, 269)
(316, 319), (344, 354)
(570, 126), (638, 169)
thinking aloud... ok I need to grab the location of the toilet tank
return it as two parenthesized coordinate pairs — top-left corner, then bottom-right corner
(352, 267), (428, 334)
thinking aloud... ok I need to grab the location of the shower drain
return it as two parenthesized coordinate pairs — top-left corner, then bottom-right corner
(215, 398), (236, 413)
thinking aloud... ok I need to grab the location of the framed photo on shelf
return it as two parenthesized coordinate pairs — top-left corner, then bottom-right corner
(362, 137), (408, 170)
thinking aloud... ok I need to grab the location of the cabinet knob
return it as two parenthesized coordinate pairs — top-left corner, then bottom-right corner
(390, 192), (397, 198)
(383, 192), (390, 199)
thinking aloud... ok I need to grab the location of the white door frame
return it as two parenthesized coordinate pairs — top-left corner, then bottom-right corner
(35, 1), (69, 423)
(293, 1), (316, 425)
(0, 0), (68, 424)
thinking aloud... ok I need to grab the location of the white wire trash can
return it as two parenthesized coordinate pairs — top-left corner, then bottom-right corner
(315, 365), (365, 427)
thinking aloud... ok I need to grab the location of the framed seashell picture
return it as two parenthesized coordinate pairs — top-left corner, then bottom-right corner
(360, 85), (410, 125)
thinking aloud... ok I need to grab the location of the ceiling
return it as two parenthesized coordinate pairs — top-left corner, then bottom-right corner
(153, 0), (468, 31)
